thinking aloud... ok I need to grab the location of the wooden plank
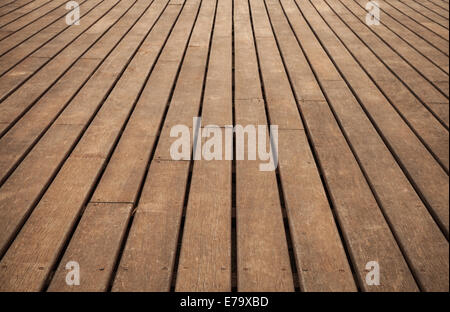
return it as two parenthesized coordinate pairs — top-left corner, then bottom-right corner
(0, 0), (160, 254)
(0, 0), (95, 55)
(426, 0), (449, 11)
(412, 0), (450, 17)
(0, 0), (89, 45)
(250, 0), (356, 292)
(0, 0), (51, 28)
(0, 0), (167, 248)
(322, 1), (449, 170)
(0, 1), (113, 137)
(0, 122), (84, 256)
(0, 0), (120, 136)
(112, 160), (190, 292)
(0, 0), (66, 32)
(0, 0), (174, 291)
(47, 203), (133, 292)
(295, 0), (450, 237)
(349, 0), (448, 77)
(88, 2), (185, 204)
(234, 0), (294, 292)
(0, 156), (106, 292)
(0, 1), (35, 15)
(375, 0), (449, 54)
(111, 0), (225, 292)
(279, 0), (419, 291)
(40, 3), (202, 292)
(46, 1), (189, 292)
(0, 0), (112, 98)
(0, 60), (95, 184)
(293, 0), (449, 291)
(0, 1), (39, 16)
(0, 0), (163, 186)
(336, 0), (449, 110)
(383, 0), (449, 39)
(176, 158), (232, 291)
(397, 0), (449, 28)
(175, 0), (232, 292)
(111, 0), (210, 291)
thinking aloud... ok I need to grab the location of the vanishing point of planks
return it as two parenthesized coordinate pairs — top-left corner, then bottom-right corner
(0, 0), (448, 292)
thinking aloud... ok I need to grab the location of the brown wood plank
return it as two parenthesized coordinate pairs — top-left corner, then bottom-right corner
(0, 0), (160, 256)
(0, 0), (51, 28)
(47, 203), (133, 292)
(175, 0), (232, 292)
(321, 1), (449, 171)
(0, 0), (65, 32)
(112, 160), (190, 292)
(250, 0), (356, 292)
(0, 1), (36, 16)
(336, 0), (449, 114)
(292, 0), (448, 291)
(383, 0), (449, 39)
(349, 0), (448, 77)
(45, 2), (186, 293)
(112, 0), (218, 292)
(375, 0), (449, 53)
(0, 0), (99, 56)
(0, 0), (113, 100)
(0, 0), (116, 133)
(0, 0), (89, 44)
(412, 0), (450, 17)
(48, 0), (212, 293)
(110, 0), (221, 292)
(397, 0), (449, 28)
(0, 0), (163, 187)
(279, 0), (419, 291)
(0, 0), (447, 294)
(426, 0), (449, 11)
(0, 1), (35, 16)
(112, 0), (226, 292)
(234, 0), (294, 292)
(294, 0), (450, 237)
(0, 0), (174, 291)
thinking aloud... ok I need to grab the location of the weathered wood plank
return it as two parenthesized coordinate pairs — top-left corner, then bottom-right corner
(0, 0), (52, 28)
(335, 0), (449, 115)
(47, 203), (133, 292)
(234, 0), (294, 292)
(375, 0), (449, 53)
(0, 0), (163, 256)
(250, 0), (356, 292)
(294, 0), (449, 237)
(0, 0), (118, 123)
(383, 0), (449, 39)
(330, 0), (450, 170)
(0, 0), (89, 45)
(0, 0), (66, 32)
(0, 0), (163, 186)
(176, 0), (233, 292)
(278, 0), (419, 291)
(0, 0), (173, 291)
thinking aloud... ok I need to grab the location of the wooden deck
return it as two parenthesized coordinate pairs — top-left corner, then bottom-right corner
(0, 0), (448, 292)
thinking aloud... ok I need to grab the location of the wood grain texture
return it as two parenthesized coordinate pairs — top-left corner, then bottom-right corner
(251, 0), (356, 292)
(176, 0), (233, 292)
(0, 0), (447, 292)
(234, 0), (294, 292)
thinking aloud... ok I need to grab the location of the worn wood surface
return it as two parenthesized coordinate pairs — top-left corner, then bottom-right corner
(0, 0), (448, 292)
